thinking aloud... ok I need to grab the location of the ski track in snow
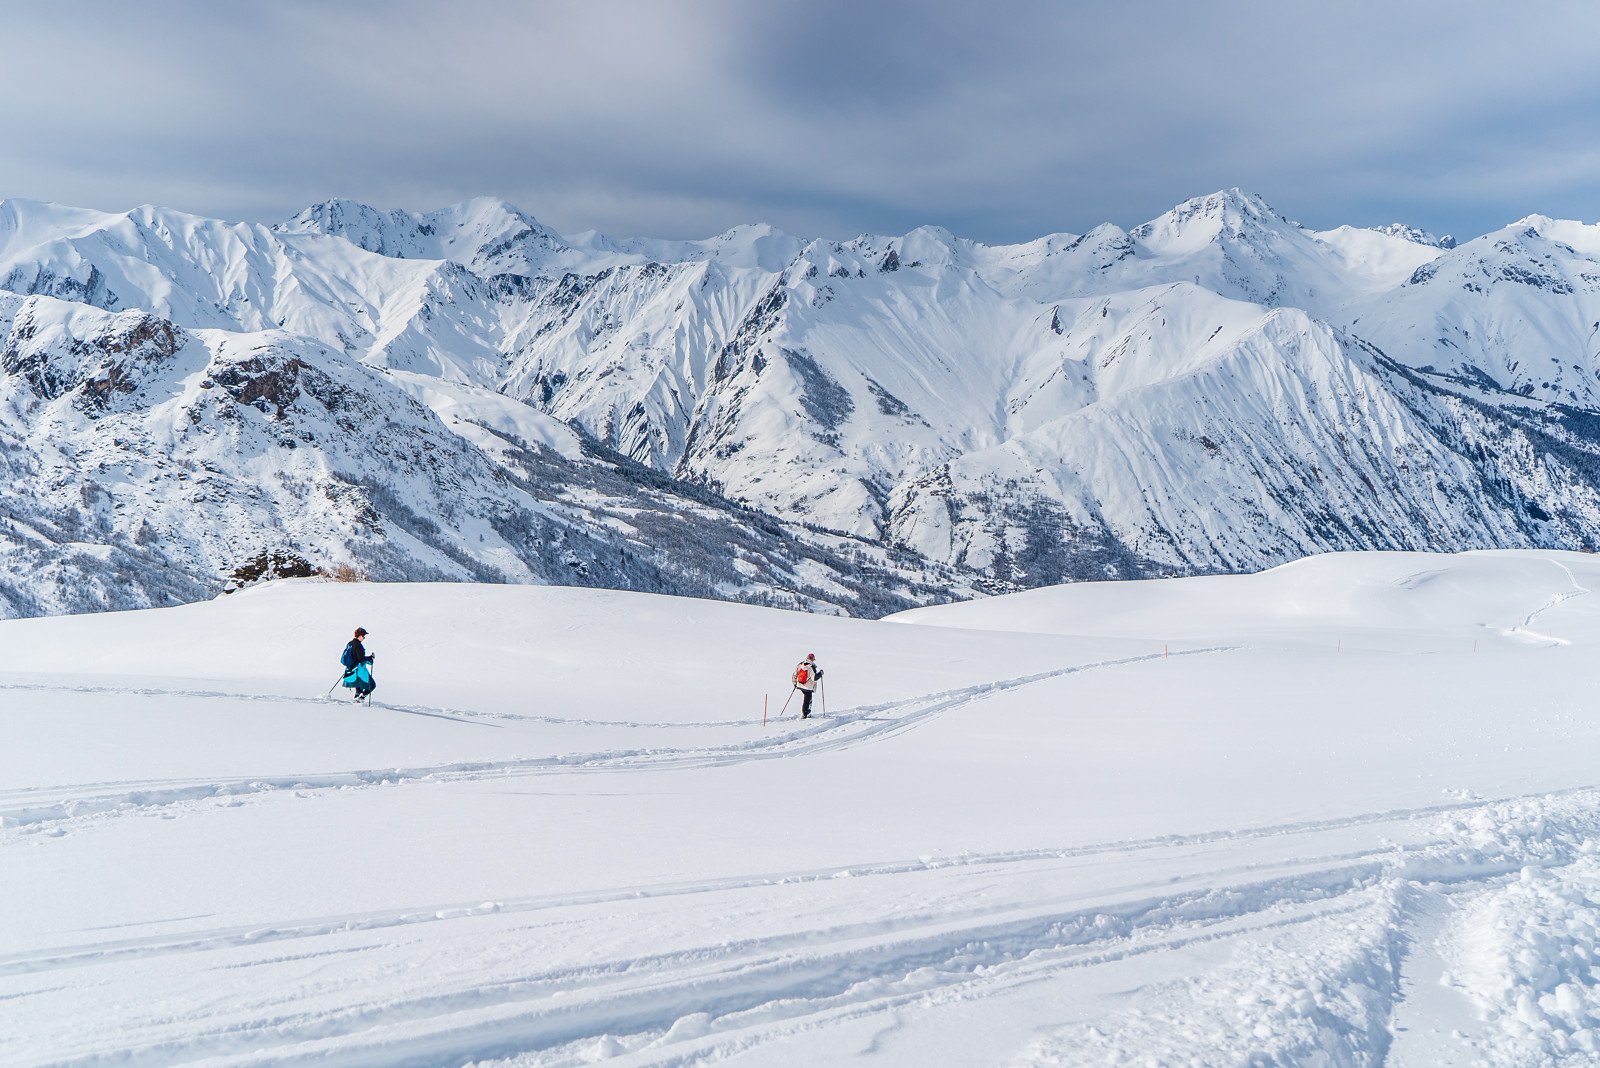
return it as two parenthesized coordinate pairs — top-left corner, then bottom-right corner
(13, 787), (1600, 1065)
(1501, 558), (1592, 646)
(0, 649), (1225, 835)
(0, 795), (1507, 980)
(0, 680), (642, 726)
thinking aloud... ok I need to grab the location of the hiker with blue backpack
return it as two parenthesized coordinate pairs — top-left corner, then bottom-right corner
(341, 627), (376, 702)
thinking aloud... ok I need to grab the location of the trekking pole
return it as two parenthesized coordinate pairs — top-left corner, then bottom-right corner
(819, 676), (827, 717)
(779, 686), (796, 719)
(325, 674), (346, 699)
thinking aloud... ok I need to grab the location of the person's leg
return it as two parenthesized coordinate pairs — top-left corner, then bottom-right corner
(801, 689), (813, 718)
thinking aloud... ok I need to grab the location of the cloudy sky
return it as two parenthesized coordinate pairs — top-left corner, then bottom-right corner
(4, 0), (1598, 243)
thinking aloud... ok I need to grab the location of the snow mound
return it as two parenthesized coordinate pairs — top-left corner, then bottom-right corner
(889, 550), (1600, 648)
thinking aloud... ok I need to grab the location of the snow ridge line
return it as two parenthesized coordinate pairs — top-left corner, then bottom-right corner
(0, 648), (1226, 831)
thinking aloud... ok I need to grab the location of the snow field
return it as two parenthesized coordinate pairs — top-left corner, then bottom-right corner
(8, 551), (1600, 1063)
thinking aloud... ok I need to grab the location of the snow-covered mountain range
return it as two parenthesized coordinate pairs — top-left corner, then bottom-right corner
(4, 188), (1600, 616)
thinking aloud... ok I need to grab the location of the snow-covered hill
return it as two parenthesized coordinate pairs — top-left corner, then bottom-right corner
(8, 552), (1600, 1062)
(4, 188), (1600, 615)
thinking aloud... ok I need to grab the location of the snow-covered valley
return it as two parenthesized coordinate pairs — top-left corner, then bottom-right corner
(8, 550), (1600, 1064)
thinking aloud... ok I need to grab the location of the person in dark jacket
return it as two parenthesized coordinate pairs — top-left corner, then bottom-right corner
(341, 627), (375, 701)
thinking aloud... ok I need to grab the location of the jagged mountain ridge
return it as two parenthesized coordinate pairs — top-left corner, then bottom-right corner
(3, 188), (1600, 617)
(0, 288), (977, 617)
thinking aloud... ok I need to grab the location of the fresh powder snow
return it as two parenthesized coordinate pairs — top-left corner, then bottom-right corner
(6, 549), (1600, 1063)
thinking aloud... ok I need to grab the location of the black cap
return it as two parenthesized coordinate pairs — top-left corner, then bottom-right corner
(354, 627), (367, 636)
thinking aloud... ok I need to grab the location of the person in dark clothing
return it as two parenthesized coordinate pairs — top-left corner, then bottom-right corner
(793, 653), (823, 718)
(341, 627), (375, 701)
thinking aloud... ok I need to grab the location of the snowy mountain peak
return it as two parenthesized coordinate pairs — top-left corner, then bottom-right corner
(893, 224), (968, 267)
(694, 223), (805, 271)
(1132, 188), (1290, 248)
(1003, 231), (1086, 259)
(279, 198), (419, 256)
(1502, 214), (1600, 256)
(280, 196), (572, 277)
(0, 198), (120, 255)
(1369, 223), (1455, 249)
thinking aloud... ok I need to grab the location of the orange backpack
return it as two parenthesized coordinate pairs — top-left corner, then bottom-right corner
(794, 665), (810, 686)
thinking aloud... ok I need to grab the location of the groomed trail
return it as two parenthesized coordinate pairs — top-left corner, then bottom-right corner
(8, 552), (1600, 1065)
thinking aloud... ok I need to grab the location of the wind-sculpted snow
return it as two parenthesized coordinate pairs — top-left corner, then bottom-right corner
(4, 188), (1600, 613)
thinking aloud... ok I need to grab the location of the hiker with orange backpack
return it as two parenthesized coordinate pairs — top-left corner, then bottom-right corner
(793, 653), (824, 719)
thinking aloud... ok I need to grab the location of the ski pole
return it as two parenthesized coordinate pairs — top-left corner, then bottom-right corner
(325, 674), (346, 698)
(779, 687), (796, 718)
(819, 676), (826, 717)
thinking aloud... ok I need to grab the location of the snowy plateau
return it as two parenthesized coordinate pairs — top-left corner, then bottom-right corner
(4, 189), (1600, 616)
(10, 551), (1600, 1065)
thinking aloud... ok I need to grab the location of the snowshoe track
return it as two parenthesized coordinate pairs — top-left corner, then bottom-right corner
(0, 649), (1223, 834)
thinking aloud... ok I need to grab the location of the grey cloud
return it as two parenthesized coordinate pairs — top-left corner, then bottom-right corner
(1, 0), (1597, 243)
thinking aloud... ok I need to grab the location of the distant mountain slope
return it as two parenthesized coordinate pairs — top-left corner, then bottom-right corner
(0, 291), (977, 617)
(1341, 215), (1600, 407)
(2, 188), (1600, 617)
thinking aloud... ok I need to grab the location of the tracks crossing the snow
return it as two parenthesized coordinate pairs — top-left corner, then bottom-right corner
(0, 648), (1223, 834)
(10, 630), (1600, 1065)
(10, 784), (1600, 1065)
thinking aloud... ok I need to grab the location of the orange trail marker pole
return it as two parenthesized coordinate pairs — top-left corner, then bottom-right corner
(763, 694), (768, 726)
